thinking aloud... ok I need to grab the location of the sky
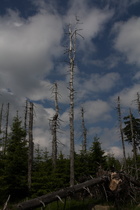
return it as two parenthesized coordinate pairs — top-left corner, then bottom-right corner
(0, 0), (140, 158)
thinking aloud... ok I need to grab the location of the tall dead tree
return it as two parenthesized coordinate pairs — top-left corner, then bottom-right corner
(117, 96), (126, 167)
(68, 23), (76, 187)
(0, 103), (3, 134)
(67, 20), (83, 186)
(129, 108), (138, 179)
(136, 92), (140, 117)
(51, 82), (59, 169)
(28, 102), (34, 191)
(4, 103), (10, 154)
(24, 100), (28, 139)
(81, 107), (87, 153)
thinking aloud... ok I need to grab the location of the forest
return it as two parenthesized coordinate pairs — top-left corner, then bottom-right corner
(0, 22), (140, 210)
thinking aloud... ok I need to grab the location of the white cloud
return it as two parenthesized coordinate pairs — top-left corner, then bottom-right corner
(80, 100), (111, 123)
(74, 72), (120, 102)
(111, 84), (140, 109)
(113, 17), (140, 66)
(105, 145), (132, 158)
(0, 9), (63, 99)
(65, 0), (113, 55)
(105, 146), (123, 158)
(82, 72), (120, 92)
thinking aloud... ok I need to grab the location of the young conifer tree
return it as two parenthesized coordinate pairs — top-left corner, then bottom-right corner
(4, 115), (28, 201)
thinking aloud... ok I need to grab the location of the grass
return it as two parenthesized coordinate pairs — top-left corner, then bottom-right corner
(36, 198), (96, 210)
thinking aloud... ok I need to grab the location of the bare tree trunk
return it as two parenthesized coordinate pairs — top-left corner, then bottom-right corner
(16, 177), (105, 210)
(117, 96), (126, 167)
(24, 100), (28, 140)
(0, 103), (4, 134)
(68, 23), (76, 187)
(4, 103), (10, 155)
(81, 107), (87, 153)
(129, 108), (138, 179)
(28, 102), (34, 191)
(137, 92), (140, 115)
(51, 82), (59, 169)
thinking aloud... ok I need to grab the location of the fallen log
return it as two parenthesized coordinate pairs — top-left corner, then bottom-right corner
(16, 177), (107, 210)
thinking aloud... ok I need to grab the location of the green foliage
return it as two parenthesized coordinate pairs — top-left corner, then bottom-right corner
(1, 120), (140, 208)
(31, 149), (70, 198)
(0, 116), (28, 202)
(106, 154), (121, 171)
(88, 136), (107, 176)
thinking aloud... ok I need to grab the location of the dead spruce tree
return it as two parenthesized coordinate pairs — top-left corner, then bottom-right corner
(50, 82), (59, 170)
(28, 101), (34, 191)
(0, 103), (3, 134)
(4, 103), (10, 155)
(67, 20), (83, 186)
(136, 92), (140, 117)
(117, 96), (126, 167)
(81, 107), (87, 153)
(24, 100), (28, 140)
(129, 108), (138, 179)
(67, 23), (76, 186)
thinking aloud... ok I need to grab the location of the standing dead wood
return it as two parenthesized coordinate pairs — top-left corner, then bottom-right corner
(136, 92), (140, 115)
(81, 107), (87, 153)
(51, 82), (59, 169)
(28, 102), (34, 191)
(16, 177), (106, 210)
(4, 103), (9, 155)
(117, 96), (126, 167)
(68, 23), (76, 187)
(129, 108), (138, 179)
(0, 103), (3, 134)
(24, 100), (28, 140)
(67, 20), (83, 186)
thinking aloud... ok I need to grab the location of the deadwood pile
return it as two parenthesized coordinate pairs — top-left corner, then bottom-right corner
(14, 171), (140, 210)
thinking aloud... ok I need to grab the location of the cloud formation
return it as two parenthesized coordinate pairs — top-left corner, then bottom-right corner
(113, 17), (140, 66)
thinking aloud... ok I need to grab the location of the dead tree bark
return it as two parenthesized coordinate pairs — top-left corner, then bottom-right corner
(4, 103), (9, 155)
(68, 23), (76, 187)
(51, 82), (59, 169)
(129, 108), (138, 179)
(24, 100), (28, 140)
(0, 103), (3, 134)
(136, 92), (140, 115)
(16, 177), (106, 210)
(81, 107), (87, 153)
(28, 102), (34, 191)
(117, 96), (126, 167)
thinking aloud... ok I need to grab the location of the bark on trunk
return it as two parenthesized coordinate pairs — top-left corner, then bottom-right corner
(28, 102), (34, 190)
(117, 96), (126, 166)
(4, 103), (9, 154)
(81, 107), (87, 153)
(69, 24), (75, 187)
(0, 103), (3, 134)
(51, 82), (59, 169)
(129, 108), (138, 179)
(16, 177), (105, 210)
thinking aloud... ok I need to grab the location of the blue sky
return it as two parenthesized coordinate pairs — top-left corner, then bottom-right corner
(0, 0), (140, 158)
